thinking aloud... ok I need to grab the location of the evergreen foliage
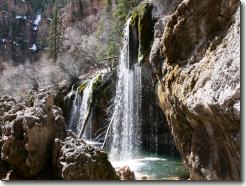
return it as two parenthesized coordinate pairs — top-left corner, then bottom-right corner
(30, 0), (67, 12)
(97, 0), (140, 69)
(109, 0), (139, 56)
(47, 5), (62, 61)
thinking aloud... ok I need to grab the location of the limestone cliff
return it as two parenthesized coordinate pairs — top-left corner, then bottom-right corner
(150, 0), (240, 180)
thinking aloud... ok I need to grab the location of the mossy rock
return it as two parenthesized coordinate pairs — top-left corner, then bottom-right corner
(78, 82), (88, 94)
(92, 74), (102, 91)
(130, 2), (154, 63)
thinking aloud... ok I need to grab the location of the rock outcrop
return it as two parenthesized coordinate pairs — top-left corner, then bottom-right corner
(115, 166), (135, 180)
(62, 0), (104, 27)
(0, 0), (60, 64)
(0, 87), (119, 180)
(53, 136), (119, 180)
(151, 0), (240, 180)
(0, 89), (67, 178)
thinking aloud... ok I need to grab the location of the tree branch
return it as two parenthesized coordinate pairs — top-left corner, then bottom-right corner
(99, 56), (119, 62)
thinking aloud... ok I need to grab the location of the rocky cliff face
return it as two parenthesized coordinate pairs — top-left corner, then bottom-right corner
(150, 0), (240, 180)
(0, 0), (106, 98)
(55, 0), (105, 81)
(0, 0), (103, 65)
(0, 0), (241, 181)
(0, 0), (55, 64)
(0, 0), (33, 63)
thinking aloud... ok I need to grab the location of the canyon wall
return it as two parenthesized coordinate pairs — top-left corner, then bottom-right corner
(150, 0), (240, 180)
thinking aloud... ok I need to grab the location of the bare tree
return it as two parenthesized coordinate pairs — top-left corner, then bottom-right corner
(22, 63), (40, 91)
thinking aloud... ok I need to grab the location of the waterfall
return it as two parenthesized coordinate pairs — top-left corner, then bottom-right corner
(79, 79), (94, 140)
(109, 18), (142, 161)
(68, 86), (82, 134)
(68, 77), (95, 139)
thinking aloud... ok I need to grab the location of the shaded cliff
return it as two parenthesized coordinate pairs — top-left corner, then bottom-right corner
(123, 2), (179, 154)
(0, 0), (103, 65)
(0, 0), (63, 64)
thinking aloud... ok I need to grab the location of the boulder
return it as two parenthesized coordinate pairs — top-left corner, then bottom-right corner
(116, 166), (135, 180)
(52, 136), (119, 180)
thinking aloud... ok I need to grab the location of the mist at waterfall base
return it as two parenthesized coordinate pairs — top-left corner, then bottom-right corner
(66, 18), (189, 180)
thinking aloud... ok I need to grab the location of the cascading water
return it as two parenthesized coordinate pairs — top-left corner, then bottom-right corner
(65, 17), (189, 180)
(68, 77), (95, 140)
(105, 17), (189, 180)
(68, 86), (82, 134)
(109, 18), (142, 161)
(80, 79), (94, 140)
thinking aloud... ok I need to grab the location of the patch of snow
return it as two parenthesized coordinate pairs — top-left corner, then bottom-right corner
(22, 0), (26, 2)
(13, 41), (19, 46)
(33, 13), (42, 31)
(16, 15), (27, 20)
(47, 17), (52, 21)
(29, 44), (37, 51)
(34, 14), (41, 26)
(2, 39), (6, 43)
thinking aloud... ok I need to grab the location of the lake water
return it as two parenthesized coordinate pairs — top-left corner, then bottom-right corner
(110, 152), (189, 180)
(85, 141), (189, 180)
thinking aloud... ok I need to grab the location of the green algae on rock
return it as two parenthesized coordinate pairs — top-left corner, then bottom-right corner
(129, 2), (154, 64)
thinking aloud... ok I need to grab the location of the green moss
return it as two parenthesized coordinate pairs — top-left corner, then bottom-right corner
(78, 82), (88, 94)
(92, 74), (102, 90)
(130, 8), (139, 26)
(129, 2), (154, 64)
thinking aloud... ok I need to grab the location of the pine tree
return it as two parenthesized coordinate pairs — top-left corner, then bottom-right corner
(47, 5), (62, 61)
